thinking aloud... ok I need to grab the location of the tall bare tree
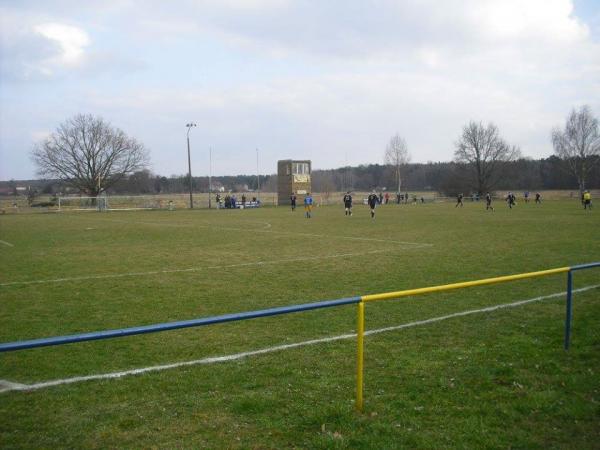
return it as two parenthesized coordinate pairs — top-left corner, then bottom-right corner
(32, 114), (149, 196)
(454, 121), (520, 195)
(384, 133), (411, 193)
(551, 105), (600, 193)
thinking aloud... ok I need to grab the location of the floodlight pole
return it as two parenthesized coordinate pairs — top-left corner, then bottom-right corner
(256, 148), (260, 199)
(186, 123), (196, 209)
(208, 147), (212, 209)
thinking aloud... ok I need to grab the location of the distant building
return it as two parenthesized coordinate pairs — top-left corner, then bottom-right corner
(277, 160), (311, 205)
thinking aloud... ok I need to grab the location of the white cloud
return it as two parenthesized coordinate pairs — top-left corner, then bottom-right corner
(33, 22), (90, 67)
(468, 0), (588, 43)
(0, 6), (91, 80)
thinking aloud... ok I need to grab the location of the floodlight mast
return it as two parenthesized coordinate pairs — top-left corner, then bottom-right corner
(208, 147), (212, 209)
(186, 123), (196, 209)
(256, 148), (260, 199)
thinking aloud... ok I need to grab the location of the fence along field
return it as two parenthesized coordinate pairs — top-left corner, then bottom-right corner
(1, 189), (599, 212)
(0, 200), (599, 448)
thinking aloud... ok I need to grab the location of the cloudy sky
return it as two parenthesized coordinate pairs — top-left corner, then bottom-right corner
(1, 0), (599, 180)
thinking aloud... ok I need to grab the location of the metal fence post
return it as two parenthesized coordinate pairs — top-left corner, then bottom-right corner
(564, 270), (573, 350)
(356, 301), (365, 412)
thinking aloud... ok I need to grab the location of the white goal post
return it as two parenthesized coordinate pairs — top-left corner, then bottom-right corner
(57, 195), (169, 211)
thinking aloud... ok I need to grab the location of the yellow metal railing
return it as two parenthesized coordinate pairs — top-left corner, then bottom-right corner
(355, 266), (571, 411)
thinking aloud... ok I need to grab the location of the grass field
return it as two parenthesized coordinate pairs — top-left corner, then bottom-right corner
(1, 199), (599, 449)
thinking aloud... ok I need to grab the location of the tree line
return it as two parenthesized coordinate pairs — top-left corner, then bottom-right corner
(5, 106), (598, 197)
(5, 154), (598, 198)
(311, 156), (600, 195)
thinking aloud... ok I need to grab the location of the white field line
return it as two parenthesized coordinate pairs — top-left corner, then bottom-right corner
(1, 247), (428, 287)
(0, 380), (28, 392)
(2, 284), (597, 394)
(0, 216), (432, 286)
(99, 217), (430, 246)
(0, 240), (14, 247)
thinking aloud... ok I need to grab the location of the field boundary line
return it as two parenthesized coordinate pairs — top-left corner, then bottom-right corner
(0, 247), (431, 287)
(0, 240), (14, 247)
(2, 284), (597, 393)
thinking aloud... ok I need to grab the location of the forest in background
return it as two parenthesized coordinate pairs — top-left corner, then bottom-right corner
(2, 155), (599, 197)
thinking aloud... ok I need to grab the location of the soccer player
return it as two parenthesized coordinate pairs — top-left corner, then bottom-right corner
(535, 192), (542, 204)
(485, 192), (494, 211)
(290, 192), (297, 211)
(367, 192), (378, 218)
(455, 193), (464, 208)
(583, 190), (592, 210)
(304, 192), (313, 218)
(343, 191), (353, 216)
(506, 192), (516, 209)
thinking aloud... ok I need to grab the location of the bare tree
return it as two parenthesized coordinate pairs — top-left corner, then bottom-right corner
(551, 105), (600, 193)
(384, 133), (411, 193)
(32, 114), (149, 196)
(454, 121), (520, 195)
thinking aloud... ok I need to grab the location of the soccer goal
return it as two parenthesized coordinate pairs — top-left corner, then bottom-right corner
(57, 195), (166, 211)
(57, 196), (106, 211)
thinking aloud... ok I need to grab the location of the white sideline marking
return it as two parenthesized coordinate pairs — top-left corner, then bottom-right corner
(2, 284), (598, 393)
(0, 240), (14, 247)
(0, 247), (431, 287)
(0, 379), (28, 393)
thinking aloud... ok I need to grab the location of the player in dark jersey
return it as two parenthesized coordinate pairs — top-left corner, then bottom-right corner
(535, 192), (541, 204)
(485, 192), (494, 211)
(455, 193), (464, 208)
(506, 192), (516, 209)
(367, 192), (378, 218)
(343, 192), (353, 216)
(290, 193), (297, 211)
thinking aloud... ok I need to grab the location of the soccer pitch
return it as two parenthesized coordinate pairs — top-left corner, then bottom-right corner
(1, 200), (599, 448)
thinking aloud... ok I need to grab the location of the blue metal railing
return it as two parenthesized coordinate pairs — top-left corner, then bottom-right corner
(564, 262), (600, 350)
(0, 296), (360, 352)
(0, 263), (598, 354)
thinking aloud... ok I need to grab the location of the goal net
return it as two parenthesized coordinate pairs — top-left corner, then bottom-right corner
(57, 196), (167, 211)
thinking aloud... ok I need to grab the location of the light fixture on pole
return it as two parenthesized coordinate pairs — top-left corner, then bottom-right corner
(186, 123), (196, 209)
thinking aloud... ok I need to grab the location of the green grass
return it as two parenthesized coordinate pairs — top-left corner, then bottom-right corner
(0, 199), (599, 449)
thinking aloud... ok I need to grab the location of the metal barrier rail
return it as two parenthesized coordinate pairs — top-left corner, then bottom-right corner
(0, 296), (360, 352)
(355, 264), (600, 411)
(565, 262), (600, 351)
(1, 263), (598, 412)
